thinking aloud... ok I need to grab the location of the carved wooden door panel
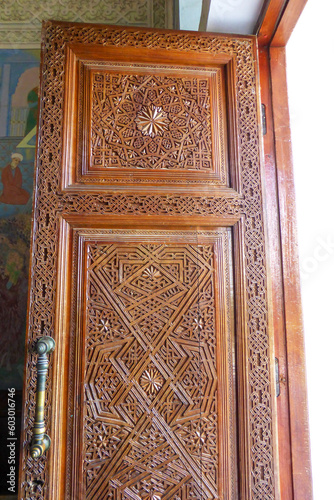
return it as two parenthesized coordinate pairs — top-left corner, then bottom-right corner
(19, 22), (276, 500)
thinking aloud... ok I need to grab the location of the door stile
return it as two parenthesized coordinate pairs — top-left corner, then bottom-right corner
(255, 45), (282, 499)
(48, 217), (72, 500)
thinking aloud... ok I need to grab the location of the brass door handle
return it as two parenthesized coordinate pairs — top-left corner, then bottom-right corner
(31, 336), (55, 459)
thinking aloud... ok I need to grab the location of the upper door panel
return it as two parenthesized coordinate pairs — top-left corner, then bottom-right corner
(62, 43), (232, 192)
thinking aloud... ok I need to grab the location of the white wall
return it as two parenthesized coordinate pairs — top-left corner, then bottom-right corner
(286, 1), (334, 497)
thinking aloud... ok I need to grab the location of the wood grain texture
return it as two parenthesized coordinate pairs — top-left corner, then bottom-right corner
(19, 21), (277, 499)
(271, 0), (308, 46)
(258, 46), (294, 500)
(269, 45), (313, 499)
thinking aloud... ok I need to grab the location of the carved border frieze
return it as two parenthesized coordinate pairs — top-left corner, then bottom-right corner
(20, 22), (274, 500)
(66, 228), (237, 498)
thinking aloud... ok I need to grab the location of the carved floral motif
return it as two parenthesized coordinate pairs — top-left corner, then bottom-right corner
(135, 106), (170, 137)
(90, 72), (213, 171)
(140, 368), (164, 394)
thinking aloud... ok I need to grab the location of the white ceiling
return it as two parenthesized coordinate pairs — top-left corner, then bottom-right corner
(179, 0), (203, 31)
(179, 0), (267, 34)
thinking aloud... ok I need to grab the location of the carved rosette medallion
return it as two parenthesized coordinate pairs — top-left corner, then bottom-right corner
(142, 265), (162, 280)
(140, 368), (164, 394)
(135, 105), (170, 137)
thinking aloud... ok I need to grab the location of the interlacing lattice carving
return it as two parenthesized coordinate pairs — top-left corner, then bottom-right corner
(61, 193), (243, 217)
(21, 22), (274, 499)
(84, 242), (219, 499)
(74, 59), (226, 186)
(90, 72), (213, 171)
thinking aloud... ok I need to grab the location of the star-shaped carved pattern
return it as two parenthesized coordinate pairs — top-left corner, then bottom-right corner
(90, 72), (214, 170)
(142, 266), (162, 280)
(135, 106), (170, 137)
(140, 369), (164, 394)
(90, 431), (120, 459)
(100, 318), (110, 332)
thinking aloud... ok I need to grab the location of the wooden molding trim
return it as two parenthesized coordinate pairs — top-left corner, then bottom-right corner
(271, 0), (308, 46)
(257, 0), (288, 46)
(268, 45), (313, 499)
(257, 0), (309, 47)
(258, 45), (294, 499)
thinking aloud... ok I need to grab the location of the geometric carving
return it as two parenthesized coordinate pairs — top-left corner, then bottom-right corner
(83, 240), (222, 499)
(63, 53), (228, 188)
(61, 192), (243, 217)
(90, 72), (213, 171)
(20, 22), (275, 500)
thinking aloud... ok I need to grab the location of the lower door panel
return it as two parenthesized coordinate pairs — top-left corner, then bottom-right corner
(57, 225), (237, 499)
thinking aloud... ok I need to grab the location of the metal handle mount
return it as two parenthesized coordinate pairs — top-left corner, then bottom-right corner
(31, 336), (55, 459)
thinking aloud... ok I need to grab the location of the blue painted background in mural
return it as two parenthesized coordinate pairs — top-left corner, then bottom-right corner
(0, 49), (39, 389)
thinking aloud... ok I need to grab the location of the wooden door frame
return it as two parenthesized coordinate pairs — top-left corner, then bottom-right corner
(257, 1), (312, 498)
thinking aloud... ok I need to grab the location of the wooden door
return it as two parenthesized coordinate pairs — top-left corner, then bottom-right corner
(19, 22), (276, 499)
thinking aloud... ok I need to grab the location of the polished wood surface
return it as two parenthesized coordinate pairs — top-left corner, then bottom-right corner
(257, 0), (313, 497)
(269, 46), (312, 499)
(257, 0), (288, 45)
(258, 46), (294, 500)
(257, 0), (309, 46)
(18, 20), (301, 500)
(271, 0), (309, 46)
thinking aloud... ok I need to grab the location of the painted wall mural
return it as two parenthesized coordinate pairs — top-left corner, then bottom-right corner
(0, 49), (39, 390)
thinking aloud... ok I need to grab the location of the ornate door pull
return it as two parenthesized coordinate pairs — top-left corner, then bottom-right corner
(31, 336), (55, 458)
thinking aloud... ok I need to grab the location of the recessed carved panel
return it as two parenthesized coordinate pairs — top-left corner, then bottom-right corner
(89, 71), (213, 171)
(71, 230), (236, 499)
(63, 50), (229, 189)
